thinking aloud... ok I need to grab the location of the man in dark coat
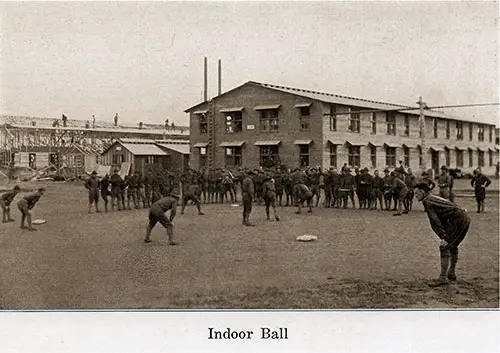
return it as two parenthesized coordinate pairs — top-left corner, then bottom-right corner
(100, 173), (111, 213)
(415, 182), (471, 287)
(85, 171), (101, 213)
(1, 185), (20, 222)
(241, 170), (256, 226)
(144, 188), (180, 245)
(110, 169), (123, 211)
(471, 168), (492, 213)
(262, 174), (280, 221)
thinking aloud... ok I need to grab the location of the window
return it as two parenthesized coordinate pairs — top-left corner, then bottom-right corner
(259, 109), (279, 132)
(259, 145), (279, 166)
(224, 112), (243, 133)
(489, 150), (493, 166)
(385, 147), (396, 167)
(199, 147), (207, 168)
(147, 156), (158, 164)
(468, 149), (473, 167)
(418, 146), (423, 166)
(489, 126), (493, 142)
(456, 122), (463, 140)
(478, 150), (484, 167)
(348, 107), (360, 133)
(299, 106), (310, 130)
(225, 147), (242, 167)
(445, 120), (450, 139)
(299, 145), (310, 167)
(403, 115), (410, 136)
(469, 123), (473, 141)
(456, 150), (464, 167)
(330, 144), (337, 167)
(348, 146), (360, 167)
(478, 125), (485, 142)
(198, 113), (208, 134)
(386, 113), (396, 135)
(370, 145), (377, 167)
(371, 113), (377, 134)
(433, 118), (438, 138)
(403, 146), (410, 167)
(329, 104), (337, 131)
(112, 154), (124, 165)
(444, 147), (450, 166)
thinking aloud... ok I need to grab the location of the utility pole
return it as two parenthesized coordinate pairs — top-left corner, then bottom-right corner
(418, 96), (427, 172)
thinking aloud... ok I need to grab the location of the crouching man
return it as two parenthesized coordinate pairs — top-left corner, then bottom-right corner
(144, 188), (180, 245)
(1, 185), (21, 222)
(414, 182), (471, 287)
(17, 187), (45, 231)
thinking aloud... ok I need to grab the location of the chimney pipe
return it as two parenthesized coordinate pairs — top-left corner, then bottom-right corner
(218, 59), (222, 96)
(204, 57), (208, 102)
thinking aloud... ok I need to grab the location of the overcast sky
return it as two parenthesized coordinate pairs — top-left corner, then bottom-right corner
(1, 1), (498, 127)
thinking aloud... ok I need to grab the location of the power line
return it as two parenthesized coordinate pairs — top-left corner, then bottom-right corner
(324, 102), (500, 116)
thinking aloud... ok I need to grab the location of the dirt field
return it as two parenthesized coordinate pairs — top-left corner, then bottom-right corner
(0, 183), (498, 309)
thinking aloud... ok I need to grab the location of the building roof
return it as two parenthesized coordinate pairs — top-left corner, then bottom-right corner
(121, 143), (169, 156)
(156, 143), (190, 155)
(184, 81), (496, 125)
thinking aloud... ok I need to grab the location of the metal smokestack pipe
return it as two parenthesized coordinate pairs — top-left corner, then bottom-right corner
(218, 59), (222, 96)
(204, 57), (208, 102)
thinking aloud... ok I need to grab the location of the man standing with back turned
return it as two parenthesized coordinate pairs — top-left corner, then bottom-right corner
(414, 182), (471, 287)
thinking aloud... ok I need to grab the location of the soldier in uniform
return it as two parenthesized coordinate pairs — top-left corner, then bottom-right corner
(295, 182), (314, 214)
(437, 166), (453, 201)
(253, 170), (264, 205)
(331, 168), (341, 208)
(100, 173), (111, 213)
(404, 168), (417, 212)
(273, 168), (284, 207)
(85, 171), (101, 213)
(340, 168), (355, 209)
(17, 187), (45, 231)
(421, 171), (436, 191)
(144, 188), (180, 245)
(353, 168), (362, 209)
(215, 168), (224, 203)
(471, 168), (492, 213)
(241, 170), (256, 226)
(221, 171), (235, 203)
(308, 168), (321, 207)
(385, 171), (408, 216)
(126, 173), (138, 209)
(382, 168), (393, 211)
(323, 168), (333, 208)
(283, 169), (294, 207)
(1, 185), (20, 222)
(208, 169), (216, 203)
(135, 171), (146, 208)
(262, 174), (280, 221)
(371, 170), (384, 210)
(110, 169), (123, 211)
(358, 167), (373, 209)
(143, 170), (153, 208)
(120, 175), (128, 210)
(414, 182), (471, 287)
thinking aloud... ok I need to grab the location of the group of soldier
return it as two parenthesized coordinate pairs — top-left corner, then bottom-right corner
(0, 185), (45, 231)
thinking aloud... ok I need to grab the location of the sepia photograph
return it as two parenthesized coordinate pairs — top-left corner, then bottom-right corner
(0, 0), (498, 320)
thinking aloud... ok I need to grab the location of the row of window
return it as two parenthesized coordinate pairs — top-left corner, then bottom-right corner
(197, 106), (494, 142)
(197, 145), (496, 169)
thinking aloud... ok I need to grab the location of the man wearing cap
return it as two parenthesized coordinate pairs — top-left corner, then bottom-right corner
(85, 171), (101, 213)
(262, 174), (280, 221)
(100, 173), (111, 213)
(283, 169), (294, 207)
(273, 168), (284, 207)
(144, 189), (180, 245)
(414, 182), (471, 287)
(382, 168), (393, 211)
(241, 170), (255, 226)
(323, 168), (333, 208)
(358, 167), (373, 209)
(180, 177), (205, 216)
(110, 169), (123, 211)
(331, 168), (341, 208)
(471, 168), (491, 213)
(17, 187), (45, 231)
(340, 168), (355, 209)
(385, 171), (409, 216)
(371, 170), (384, 210)
(1, 185), (21, 222)
(437, 166), (453, 201)
(294, 181), (314, 214)
(309, 168), (321, 207)
(421, 171), (436, 191)
(404, 168), (417, 212)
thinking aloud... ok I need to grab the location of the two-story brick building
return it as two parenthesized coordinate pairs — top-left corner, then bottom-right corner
(185, 81), (499, 175)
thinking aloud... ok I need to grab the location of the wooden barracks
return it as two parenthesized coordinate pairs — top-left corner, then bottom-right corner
(185, 81), (499, 175)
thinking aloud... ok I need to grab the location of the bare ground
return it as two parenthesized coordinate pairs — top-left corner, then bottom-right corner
(0, 182), (498, 309)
